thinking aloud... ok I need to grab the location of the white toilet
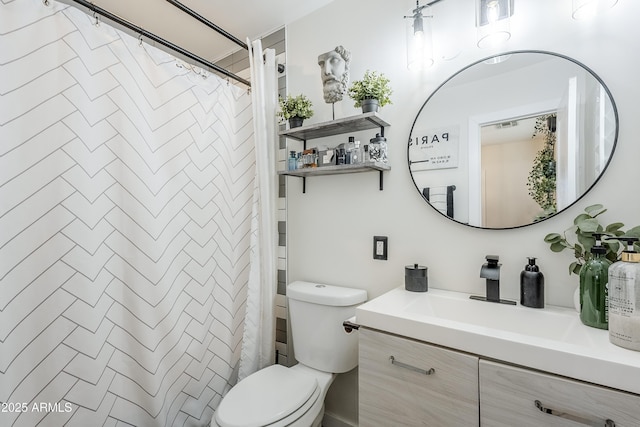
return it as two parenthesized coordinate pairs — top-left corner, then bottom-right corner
(212, 281), (367, 427)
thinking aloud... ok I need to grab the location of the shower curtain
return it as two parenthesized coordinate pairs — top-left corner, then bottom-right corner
(0, 1), (276, 426)
(239, 39), (277, 382)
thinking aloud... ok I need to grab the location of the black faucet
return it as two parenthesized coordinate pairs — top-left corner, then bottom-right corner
(470, 255), (516, 305)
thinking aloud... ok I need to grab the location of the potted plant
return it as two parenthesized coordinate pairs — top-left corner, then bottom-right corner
(528, 114), (557, 218)
(348, 70), (393, 113)
(278, 94), (314, 128)
(544, 204), (640, 275)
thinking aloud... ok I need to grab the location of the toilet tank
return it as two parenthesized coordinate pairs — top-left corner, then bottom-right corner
(287, 281), (367, 373)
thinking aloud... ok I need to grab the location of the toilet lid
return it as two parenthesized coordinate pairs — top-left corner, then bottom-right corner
(215, 365), (318, 427)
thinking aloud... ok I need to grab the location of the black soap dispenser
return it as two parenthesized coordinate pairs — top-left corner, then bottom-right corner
(520, 257), (544, 308)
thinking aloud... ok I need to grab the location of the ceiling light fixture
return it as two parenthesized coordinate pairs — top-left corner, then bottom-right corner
(476, 0), (513, 49)
(572, 0), (618, 20)
(405, 1), (434, 70)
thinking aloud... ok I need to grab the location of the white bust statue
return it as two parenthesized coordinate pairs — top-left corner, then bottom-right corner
(318, 45), (351, 104)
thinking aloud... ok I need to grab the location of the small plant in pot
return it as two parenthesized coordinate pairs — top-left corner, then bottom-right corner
(278, 94), (314, 128)
(348, 70), (392, 113)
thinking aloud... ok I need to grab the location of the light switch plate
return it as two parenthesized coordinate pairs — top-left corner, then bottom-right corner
(373, 236), (388, 260)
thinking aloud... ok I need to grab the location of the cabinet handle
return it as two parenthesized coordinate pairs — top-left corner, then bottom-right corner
(534, 400), (615, 427)
(389, 356), (435, 375)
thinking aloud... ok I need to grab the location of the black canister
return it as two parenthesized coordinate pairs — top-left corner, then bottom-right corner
(405, 264), (428, 292)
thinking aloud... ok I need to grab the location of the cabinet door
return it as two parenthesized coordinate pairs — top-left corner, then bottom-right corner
(359, 328), (479, 426)
(479, 359), (640, 426)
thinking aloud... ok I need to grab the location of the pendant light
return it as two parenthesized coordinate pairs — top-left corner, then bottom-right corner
(572, 0), (618, 20)
(476, 0), (513, 49)
(405, 1), (434, 70)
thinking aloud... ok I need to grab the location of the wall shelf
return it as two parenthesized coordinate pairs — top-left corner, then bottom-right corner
(279, 112), (390, 142)
(278, 162), (390, 178)
(280, 112), (391, 193)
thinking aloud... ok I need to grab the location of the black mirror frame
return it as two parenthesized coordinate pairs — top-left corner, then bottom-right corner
(407, 50), (619, 230)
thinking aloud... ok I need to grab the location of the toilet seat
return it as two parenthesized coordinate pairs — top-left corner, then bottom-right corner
(215, 365), (319, 427)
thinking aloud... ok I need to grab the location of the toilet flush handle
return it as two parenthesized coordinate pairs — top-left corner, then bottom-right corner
(343, 317), (360, 333)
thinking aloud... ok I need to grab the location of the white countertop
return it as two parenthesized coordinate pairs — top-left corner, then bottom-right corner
(355, 287), (640, 395)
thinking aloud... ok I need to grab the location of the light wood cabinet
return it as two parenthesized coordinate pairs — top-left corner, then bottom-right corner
(359, 328), (640, 426)
(359, 328), (479, 426)
(479, 359), (640, 427)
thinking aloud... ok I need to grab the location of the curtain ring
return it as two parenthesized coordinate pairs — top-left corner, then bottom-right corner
(43, 0), (50, 6)
(93, 11), (100, 26)
(138, 34), (143, 47)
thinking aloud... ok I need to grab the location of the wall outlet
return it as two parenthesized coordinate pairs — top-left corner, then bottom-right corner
(373, 236), (388, 260)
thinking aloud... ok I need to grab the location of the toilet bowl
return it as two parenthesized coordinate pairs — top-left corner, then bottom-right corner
(212, 364), (334, 427)
(211, 281), (367, 427)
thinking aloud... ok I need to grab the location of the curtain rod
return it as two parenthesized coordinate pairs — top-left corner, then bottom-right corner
(165, 0), (249, 51)
(66, 0), (251, 87)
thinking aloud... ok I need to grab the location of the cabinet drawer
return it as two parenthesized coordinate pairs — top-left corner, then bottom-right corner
(359, 328), (479, 426)
(479, 360), (640, 426)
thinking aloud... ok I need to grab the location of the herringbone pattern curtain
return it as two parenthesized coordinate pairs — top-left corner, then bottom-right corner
(0, 1), (255, 425)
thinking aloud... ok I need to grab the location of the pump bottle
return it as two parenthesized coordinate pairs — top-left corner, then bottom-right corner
(608, 237), (640, 351)
(579, 233), (611, 329)
(520, 257), (544, 308)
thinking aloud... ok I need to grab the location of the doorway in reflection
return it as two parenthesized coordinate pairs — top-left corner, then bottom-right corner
(480, 115), (553, 228)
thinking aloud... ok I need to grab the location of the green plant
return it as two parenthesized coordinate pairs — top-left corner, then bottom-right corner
(544, 204), (640, 275)
(278, 94), (314, 120)
(347, 70), (393, 108)
(527, 114), (557, 214)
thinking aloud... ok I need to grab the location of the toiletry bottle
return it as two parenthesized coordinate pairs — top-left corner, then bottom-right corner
(363, 144), (370, 162)
(288, 151), (297, 171)
(369, 133), (388, 163)
(351, 140), (363, 164)
(296, 152), (303, 169)
(520, 257), (544, 308)
(607, 237), (640, 351)
(579, 233), (611, 329)
(345, 136), (355, 164)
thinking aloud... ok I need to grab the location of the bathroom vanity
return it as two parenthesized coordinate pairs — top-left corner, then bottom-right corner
(356, 288), (640, 426)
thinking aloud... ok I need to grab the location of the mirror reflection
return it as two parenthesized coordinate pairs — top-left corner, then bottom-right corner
(408, 51), (618, 229)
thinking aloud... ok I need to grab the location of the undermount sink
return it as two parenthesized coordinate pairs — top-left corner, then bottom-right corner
(355, 286), (640, 395)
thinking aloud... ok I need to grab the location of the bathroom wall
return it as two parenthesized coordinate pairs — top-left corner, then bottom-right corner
(284, 0), (640, 424)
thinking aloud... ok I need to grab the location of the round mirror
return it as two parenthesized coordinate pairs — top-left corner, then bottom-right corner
(408, 51), (618, 229)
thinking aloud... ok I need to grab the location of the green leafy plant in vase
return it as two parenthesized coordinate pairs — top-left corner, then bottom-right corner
(528, 114), (557, 221)
(278, 94), (314, 128)
(544, 204), (640, 275)
(348, 70), (392, 113)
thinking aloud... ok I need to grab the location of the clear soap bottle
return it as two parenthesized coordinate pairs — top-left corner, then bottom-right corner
(608, 236), (640, 350)
(351, 140), (363, 164)
(288, 151), (297, 171)
(345, 136), (355, 164)
(579, 233), (611, 329)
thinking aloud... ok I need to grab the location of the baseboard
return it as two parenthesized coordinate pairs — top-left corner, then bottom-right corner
(322, 411), (357, 427)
